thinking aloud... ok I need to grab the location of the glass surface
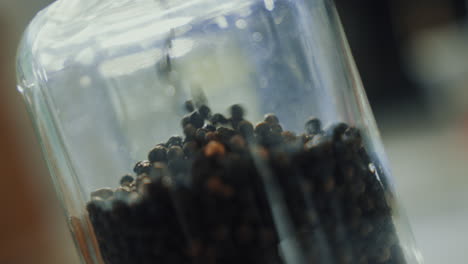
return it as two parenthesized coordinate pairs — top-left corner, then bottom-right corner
(17, 0), (422, 263)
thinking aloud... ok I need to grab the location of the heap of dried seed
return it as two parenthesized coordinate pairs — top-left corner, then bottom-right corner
(87, 102), (406, 264)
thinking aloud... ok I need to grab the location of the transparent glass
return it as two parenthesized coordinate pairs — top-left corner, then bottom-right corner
(17, 0), (422, 263)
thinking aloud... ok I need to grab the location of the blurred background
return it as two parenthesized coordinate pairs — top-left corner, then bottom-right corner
(1, 0), (468, 263)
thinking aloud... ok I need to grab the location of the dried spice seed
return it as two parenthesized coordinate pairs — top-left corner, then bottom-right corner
(216, 127), (236, 143)
(229, 104), (245, 121)
(281, 131), (296, 142)
(148, 145), (168, 163)
(91, 188), (114, 200)
(183, 124), (197, 140)
(190, 111), (205, 129)
(119, 175), (134, 187)
(205, 131), (218, 142)
(166, 136), (183, 147)
(204, 141), (226, 157)
(198, 105), (211, 120)
(195, 128), (207, 143)
(133, 160), (151, 175)
(270, 123), (283, 134)
(183, 141), (199, 158)
(181, 115), (191, 128)
(237, 120), (254, 139)
(87, 103), (405, 264)
(229, 135), (246, 151)
(264, 113), (279, 125)
(210, 113), (229, 126)
(168, 146), (184, 161)
(254, 121), (270, 137)
(305, 117), (322, 135)
(185, 100), (195, 113)
(204, 124), (216, 132)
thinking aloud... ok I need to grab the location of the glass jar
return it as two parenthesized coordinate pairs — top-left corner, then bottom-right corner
(17, 0), (421, 263)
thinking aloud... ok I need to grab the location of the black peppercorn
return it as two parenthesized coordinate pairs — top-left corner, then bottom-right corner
(190, 111), (205, 129)
(229, 135), (246, 151)
(168, 145), (184, 160)
(342, 127), (362, 152)
(183, 124), (197, 140)
(237, 120), (254, 139)
(185, 100), (195, 112)
(120, 174), (134, 187)
(195, 128), (207, 144)
(183, 141), (199, 157)
(326, 122), (349, 141)
(254, 122), (270, 137)
(148, 145), (168, 163)
(181, 115), (191, 128)
(91, 188), (114, 200)
(198, 105), (211, 120)
(270, 123), (283, 134)
(305, 117), (322, 135)
(264, 114), (279, 125)
(133, 160), (151, 175)
(204, 124), (216, 132)
(281, 131), (296, 142)
(210, 113), (229, 125)
(216, 127), (236, 143)
(87, 102), (405, 264)
(230, 104), (244, 121)
(204, 141), (226, 157)
(166, 136), (183, 147)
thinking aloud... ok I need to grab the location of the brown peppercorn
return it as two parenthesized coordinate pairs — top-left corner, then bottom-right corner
(206, 176), (224, 192)
(229, 134), (246, 150)
(205, 131), (218, 142)
(204, 141), (226, 157)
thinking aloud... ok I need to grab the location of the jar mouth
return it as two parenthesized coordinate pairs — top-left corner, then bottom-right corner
(17, 0), (419, 262)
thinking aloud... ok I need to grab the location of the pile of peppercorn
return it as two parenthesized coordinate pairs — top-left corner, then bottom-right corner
(87, 101), (406, 264)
